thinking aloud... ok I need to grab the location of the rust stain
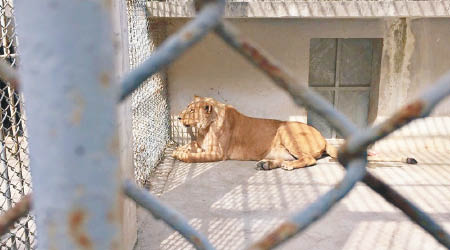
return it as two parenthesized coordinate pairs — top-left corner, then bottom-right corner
(108, 133), (120, 156)
(107, 199), (120, 224)
(107, 182), (122, 225)
(334, 180), (344, 189)
(250, 222), (298, 250)
(107, 210), (115, 222)
(69, 91), (85, 126)
(110, 239), (121, 250)
(383, 100), (425, 132)
(108, 188), (122, 250)
(190, 236), (203, 248)
(437, 230), (445, 240)
(68, 208), (92, 249)
(100, 72), (111, 88)
(241, 42), (288, 89)
(182, 31), (194, 41)
(103, 0), (112, 10)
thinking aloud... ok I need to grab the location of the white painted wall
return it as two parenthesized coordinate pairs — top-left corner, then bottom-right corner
(166, 18), (450, 134)
(168, 18), (384, 122)
(408, 18), (450, 116)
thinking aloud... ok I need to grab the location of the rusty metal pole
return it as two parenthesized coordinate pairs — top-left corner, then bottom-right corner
(15, 1), (122, 249)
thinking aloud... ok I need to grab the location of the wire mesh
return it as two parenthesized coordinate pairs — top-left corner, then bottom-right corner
(0, 0), (448, 249)
(119, 0), (450, 249)
(126, 0), (171, 187)
(0, 0), (35, 249)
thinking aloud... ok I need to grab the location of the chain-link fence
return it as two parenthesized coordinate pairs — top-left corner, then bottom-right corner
(119, 0), (450, 248)
(126, 0), (171, 187)
(0, 0), (449, 249)
(0, 0), (35, 249)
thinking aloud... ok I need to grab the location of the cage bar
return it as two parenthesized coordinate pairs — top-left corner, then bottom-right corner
(15, 0), (122, 249)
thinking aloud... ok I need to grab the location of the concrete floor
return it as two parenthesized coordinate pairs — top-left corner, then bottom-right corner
(135, 138), (450, 250)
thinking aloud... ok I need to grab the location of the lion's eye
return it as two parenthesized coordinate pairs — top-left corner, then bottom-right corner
(190, 109), (194, 113)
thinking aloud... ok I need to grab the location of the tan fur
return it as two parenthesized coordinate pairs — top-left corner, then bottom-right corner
(173, 96), (337, 170)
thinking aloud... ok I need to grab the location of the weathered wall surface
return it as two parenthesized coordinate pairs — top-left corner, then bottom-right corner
(408, 18), (450, 116)
(375, 18), (450, 140)
(167, 18), (450, 137)
(168, 18), (383, 123)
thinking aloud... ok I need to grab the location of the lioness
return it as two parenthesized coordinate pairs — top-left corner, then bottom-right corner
(173, 96), (339, 170)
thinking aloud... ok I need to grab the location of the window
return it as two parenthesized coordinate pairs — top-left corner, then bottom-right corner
(308, 38), (382, 138)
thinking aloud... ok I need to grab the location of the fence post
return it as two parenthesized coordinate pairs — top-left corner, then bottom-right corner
(15, 1), (122, 249)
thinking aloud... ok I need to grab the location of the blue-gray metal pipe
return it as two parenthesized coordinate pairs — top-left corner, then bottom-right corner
(15, 1), (122, 249)
(341, 71), (450, 159)
(250, 158), (367, 250)
(363, 172), (450, 248)
(119, 0), (225, 101)
(214, 21), (358, 138)
(123, 180), (214, 250)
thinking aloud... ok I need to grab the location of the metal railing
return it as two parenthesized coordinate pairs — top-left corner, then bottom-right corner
(0, 0), (448, 249)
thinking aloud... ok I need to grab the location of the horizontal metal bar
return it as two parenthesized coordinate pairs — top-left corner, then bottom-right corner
(363, 172), (450, 248)
(340, 71), (450, 161)
(123, 180), (214, 250)
(0, 59), (18, 91)
(214, 21), (357, 138)
(0, 194), (31, 237)
(119, 0), (225, 101)
(249, 158), (367, 250)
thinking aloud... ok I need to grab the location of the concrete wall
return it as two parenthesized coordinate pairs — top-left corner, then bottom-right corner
(168, 18), (384, 122)
(408, 18), (450, 116)
(167, 18), (450, 136)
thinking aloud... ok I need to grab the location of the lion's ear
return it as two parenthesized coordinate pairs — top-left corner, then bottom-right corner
(193, 95), (202, 102)
(204, 104), (212, 114)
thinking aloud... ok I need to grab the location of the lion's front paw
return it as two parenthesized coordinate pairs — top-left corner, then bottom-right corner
(172, 148), (186, 160)
(256, 160), (271, 171)
(172, 150), (179, 159)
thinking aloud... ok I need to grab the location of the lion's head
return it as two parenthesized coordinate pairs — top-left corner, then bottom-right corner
(177, 96), (218, 129)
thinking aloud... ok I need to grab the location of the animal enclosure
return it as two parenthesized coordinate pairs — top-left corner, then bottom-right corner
(0, 0), (449, 249)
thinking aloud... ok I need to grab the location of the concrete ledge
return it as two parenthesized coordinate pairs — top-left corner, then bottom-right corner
(147, 1), (450, 18)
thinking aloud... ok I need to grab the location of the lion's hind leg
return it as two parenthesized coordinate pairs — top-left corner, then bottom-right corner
(280, 154), (316, 171)
(256, 159), (283, 170)
(255, 154), (316, 171)
(256, 146), (295, 170)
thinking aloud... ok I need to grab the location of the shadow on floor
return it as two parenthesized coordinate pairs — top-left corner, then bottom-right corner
(136, 140), (450, 250)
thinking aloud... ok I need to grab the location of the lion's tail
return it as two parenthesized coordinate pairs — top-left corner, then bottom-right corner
(325, 142), (338, 159)
(325, 142), (417, 164)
